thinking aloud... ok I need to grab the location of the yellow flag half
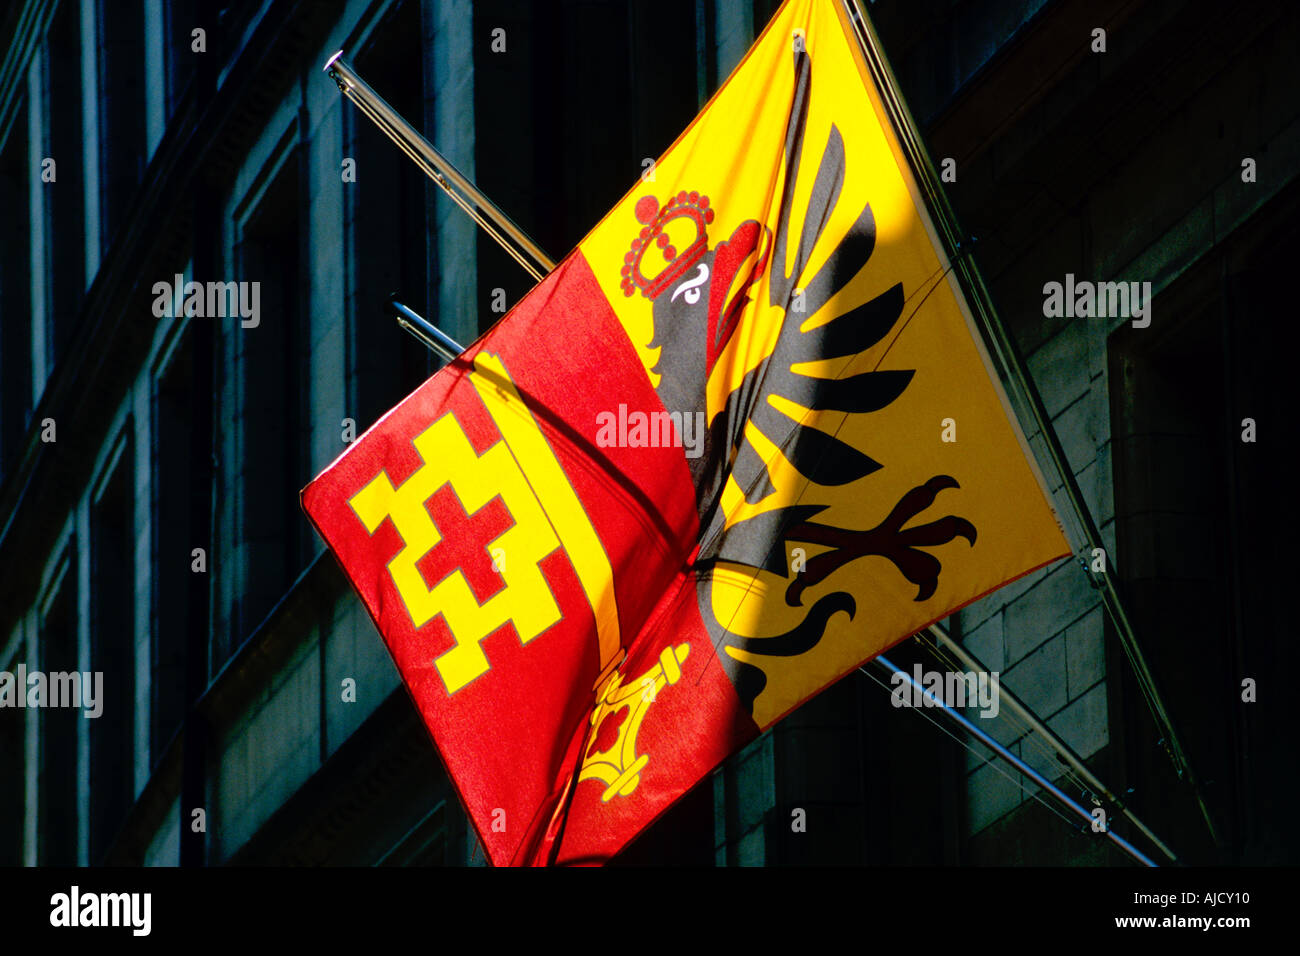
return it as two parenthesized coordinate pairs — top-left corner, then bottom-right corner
(579, 0), (1070, 730)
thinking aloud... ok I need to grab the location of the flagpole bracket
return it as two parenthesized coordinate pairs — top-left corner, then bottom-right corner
(324, 50), (350, 94)
(389, 298), (464, 365)
(953, 234), (978, 261)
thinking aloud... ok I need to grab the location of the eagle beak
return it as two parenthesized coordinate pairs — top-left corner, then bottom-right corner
(706, 222), (771, 375)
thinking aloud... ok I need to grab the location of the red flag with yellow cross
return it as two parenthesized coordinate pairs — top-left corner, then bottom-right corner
(302, 0), (1069, 865)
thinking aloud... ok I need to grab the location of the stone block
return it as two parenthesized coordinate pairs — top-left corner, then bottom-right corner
(1004, 560), (1098, 663)
(962, 611), (1005, 672)
(1028, 320), (1091, 418)
(1002, 635), (1068, 720)
(1065, 606), (1105, 698)
(966, 756), (1025, 834)
(1048, 681), (1108, 760)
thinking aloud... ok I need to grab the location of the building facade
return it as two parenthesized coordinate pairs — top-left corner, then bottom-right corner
(0, 0), (1295, 867)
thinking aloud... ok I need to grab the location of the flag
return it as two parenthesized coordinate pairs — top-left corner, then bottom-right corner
(302, 0), (1070, 865)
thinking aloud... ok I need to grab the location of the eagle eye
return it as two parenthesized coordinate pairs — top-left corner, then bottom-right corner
(671, 262), (710, 306)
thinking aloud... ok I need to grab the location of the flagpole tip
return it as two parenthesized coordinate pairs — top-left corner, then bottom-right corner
(324, 50), (345, 73)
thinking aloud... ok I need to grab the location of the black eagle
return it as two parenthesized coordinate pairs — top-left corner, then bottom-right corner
(636, 47), (976, 712)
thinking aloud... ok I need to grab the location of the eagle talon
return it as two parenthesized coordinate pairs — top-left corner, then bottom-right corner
(783, 475), (976, 605)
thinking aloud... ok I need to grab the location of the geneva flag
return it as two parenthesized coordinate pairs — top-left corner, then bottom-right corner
(302, 0), (1071, 865)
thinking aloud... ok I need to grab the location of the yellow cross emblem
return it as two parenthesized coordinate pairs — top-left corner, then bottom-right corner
(348, 353), (623, 695)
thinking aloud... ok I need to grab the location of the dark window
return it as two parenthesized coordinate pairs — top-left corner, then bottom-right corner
(473, 0), (700, 318)
(1111, 296), (1234, 863)
(152, 328), (199, 759)
(38, 555), (78, 866)
(0, 653), (22, 864)
(346, 0), (431, 430)
(0, 94), (32, 483)
(98, 0), (147, 248)
(1220, 236), (1300, 864)
(164, 0), (199, 113)
(44, 0), (86, 367)
(232, 156), (310, 651)
(89, 443), (136, 862)
(1110, 222), (1300, 864)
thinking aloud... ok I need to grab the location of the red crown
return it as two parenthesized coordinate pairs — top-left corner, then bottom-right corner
(620, 191), (715, 298)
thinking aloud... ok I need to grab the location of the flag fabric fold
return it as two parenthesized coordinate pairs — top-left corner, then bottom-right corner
(302, 0), (1070, 866)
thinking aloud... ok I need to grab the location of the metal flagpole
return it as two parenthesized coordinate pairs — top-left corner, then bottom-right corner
(920, 623), (1178, 862)
(324, 52), (556, 282)
(839, 0), (1219, 844)
(874, 655), (1158, 867)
